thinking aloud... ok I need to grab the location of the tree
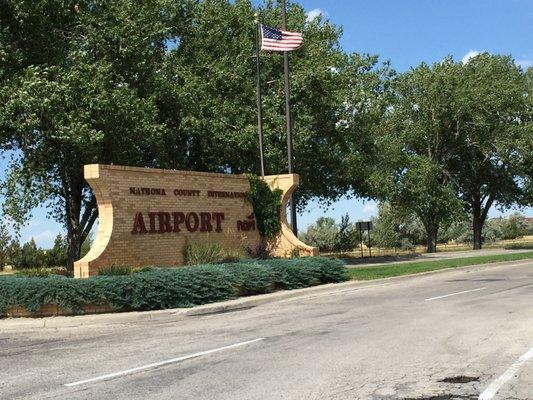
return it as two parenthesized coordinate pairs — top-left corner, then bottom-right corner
(370, 55), (531, 252)
(299, 217), (338, 252)
(0, 0), (194, 270)
(500, 212), (528, 240)
(444, 217), (503, 245)
(18, 238), (44, 269)
(0, 0), (384, 270)
(483, 218), (504, 243)
(334, 214), (357, 252)
(372, 203), (401, 249)
(372, 202), (427, 250)
(6, 239), (21, 267)
(369, 60), (464, 252)
(45, 234), (68, 267)
(165, 0), (388, 205)
(0, 225), (10, 268)
(446, 55), (532, 249)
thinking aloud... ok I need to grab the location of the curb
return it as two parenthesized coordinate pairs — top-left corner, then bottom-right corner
(1, 258), (531, 331)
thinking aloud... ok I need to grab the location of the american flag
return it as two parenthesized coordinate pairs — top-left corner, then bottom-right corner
(261, 24), (303, 52)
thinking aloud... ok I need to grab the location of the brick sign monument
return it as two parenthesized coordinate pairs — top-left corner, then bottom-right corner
(74, 164), (318, 278)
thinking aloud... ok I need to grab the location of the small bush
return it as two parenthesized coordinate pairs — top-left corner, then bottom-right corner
(245, 242), (271, 259)
(98, 265), (133, 276)
(184, 242), (223, 265)
(0, 257), (348, 315)
(184, 242), (247, 265)
(219, 247), (248, 263)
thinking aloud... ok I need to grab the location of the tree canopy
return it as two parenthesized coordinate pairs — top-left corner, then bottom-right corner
(1, 1), (530, 266)
(0, 0), (385, 268)
(365, 55), (532, 251)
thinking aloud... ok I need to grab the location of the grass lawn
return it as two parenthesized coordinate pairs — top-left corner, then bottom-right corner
(348, 251), (533, 281)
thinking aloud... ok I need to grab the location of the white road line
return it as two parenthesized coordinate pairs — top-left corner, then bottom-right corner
(64, 338), (264, 387)
(479, 346), (533, 400)
(424, 287), (486, 302)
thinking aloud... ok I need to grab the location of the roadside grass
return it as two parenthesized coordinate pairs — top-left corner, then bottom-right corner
(348, 251), (533, 281)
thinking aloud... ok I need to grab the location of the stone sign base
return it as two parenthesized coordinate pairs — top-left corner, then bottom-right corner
(74, 165), (318, 278)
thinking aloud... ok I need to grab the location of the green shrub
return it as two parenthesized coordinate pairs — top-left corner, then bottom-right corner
(246, 175), (283, 238)
(184, 242), (223, 265)
(220, 247), (248, 263)
(0, 257), (348, 315)
(98, 265), (133, 276)
(184, 242), (247, 265)
(245, 243), (271, 259)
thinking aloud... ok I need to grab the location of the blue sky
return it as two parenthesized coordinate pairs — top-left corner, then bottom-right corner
(1, 0), (532, 248)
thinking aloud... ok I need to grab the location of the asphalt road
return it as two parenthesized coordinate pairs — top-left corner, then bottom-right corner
(1, 260), (532, 400)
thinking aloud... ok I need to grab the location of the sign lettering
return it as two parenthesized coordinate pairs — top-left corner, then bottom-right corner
(132, 211), (226, 234)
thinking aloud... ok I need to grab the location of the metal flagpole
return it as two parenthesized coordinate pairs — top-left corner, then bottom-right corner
(280, 0), (298, 235)
(254, 13), (266, 177)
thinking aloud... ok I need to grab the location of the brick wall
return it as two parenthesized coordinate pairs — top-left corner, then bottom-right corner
(74, 165), (318, 278)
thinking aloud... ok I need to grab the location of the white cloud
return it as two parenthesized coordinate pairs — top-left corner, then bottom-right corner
(306, 8), (326, 22)
(363, 203), (378, 215)
(516, 59), (533, 69)
(462, 50), (480, 64)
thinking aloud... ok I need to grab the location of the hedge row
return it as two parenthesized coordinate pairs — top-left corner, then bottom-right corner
(0, 257), (348, 315)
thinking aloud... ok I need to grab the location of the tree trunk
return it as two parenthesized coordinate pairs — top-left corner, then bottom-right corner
(472, 217), (483, 250)
(426, 224), (438, 253)
(471, 192), (495, 251)
(62, 168), (98, 272)
(65, 175), (83, 271)
(66, 229), (83, 270)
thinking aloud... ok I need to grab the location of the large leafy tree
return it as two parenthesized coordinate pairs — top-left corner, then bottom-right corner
(0, 0), (384, 270)
(368, 60), (463, 252)
(446, 54), (532, 249)
(370, 56), (531, 252)
(0, 0), (193, 269)
(164, 0), (387, 204)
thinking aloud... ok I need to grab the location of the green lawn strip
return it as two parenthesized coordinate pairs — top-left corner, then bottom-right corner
(348, 251), (533, 281)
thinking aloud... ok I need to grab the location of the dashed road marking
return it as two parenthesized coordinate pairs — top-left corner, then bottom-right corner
(424, 287), (486, 302)
(64, 338), (265, 387)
